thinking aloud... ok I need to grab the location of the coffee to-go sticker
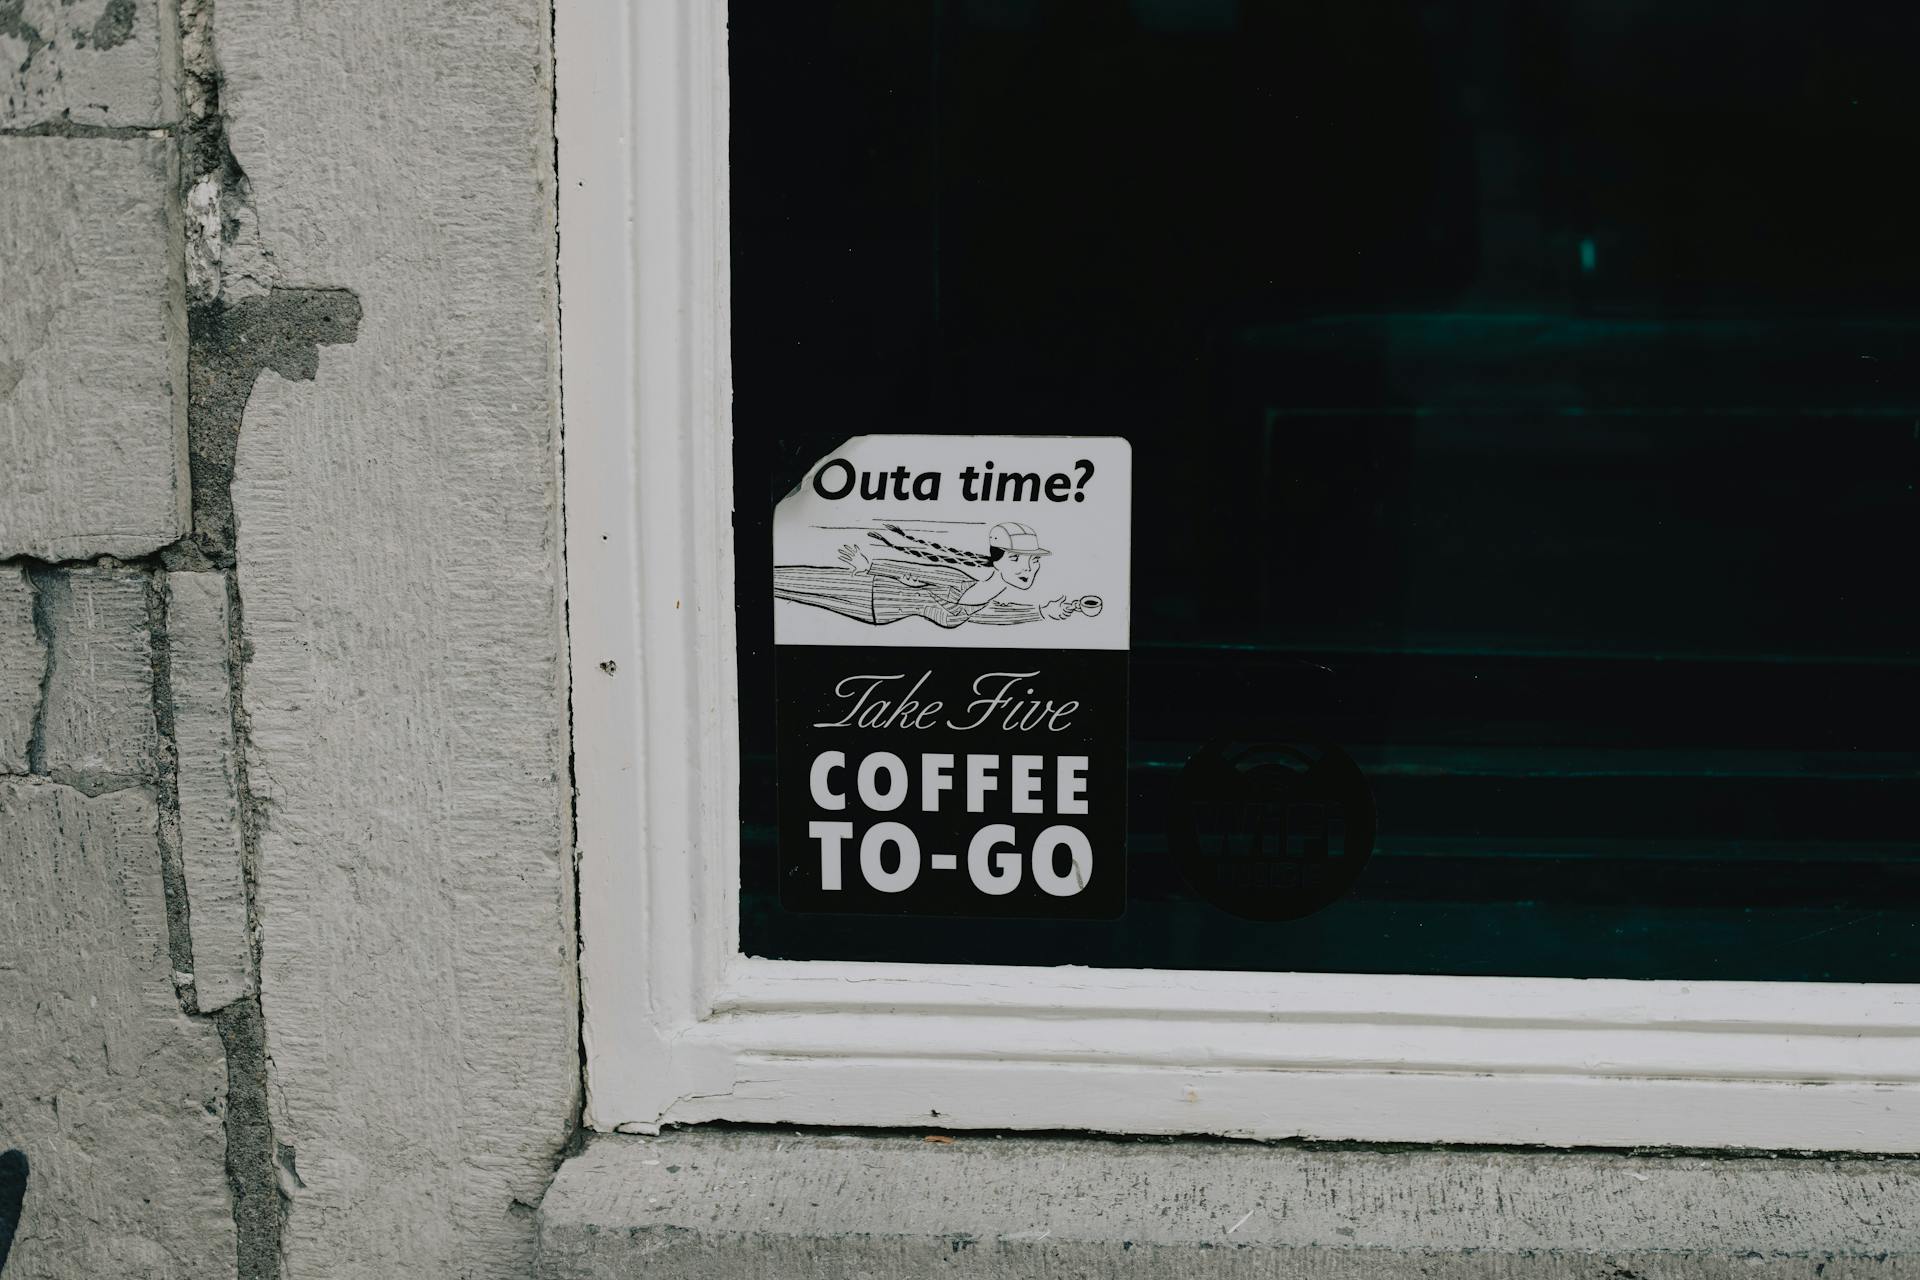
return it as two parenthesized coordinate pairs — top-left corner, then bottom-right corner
(774, 435), (1129, 919)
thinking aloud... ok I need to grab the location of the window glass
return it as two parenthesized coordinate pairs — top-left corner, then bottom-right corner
(732, 0), (1920, 980)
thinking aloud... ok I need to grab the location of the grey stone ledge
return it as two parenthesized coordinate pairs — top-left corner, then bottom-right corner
(36, 566), (158, 777)
(165, 569), (253, 1012)
(0, 563), (41, 771)
(537, 1129), (1920, 1279)
(0, 0), (180, 129)
(0, 135), (188, 562)
(0, 776), (234, 1276)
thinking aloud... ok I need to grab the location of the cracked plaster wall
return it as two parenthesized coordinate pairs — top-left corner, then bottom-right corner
(0, 0), (578, 1275)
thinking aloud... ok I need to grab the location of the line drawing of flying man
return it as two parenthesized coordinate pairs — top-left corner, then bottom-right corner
(774, 521), (1101, 629)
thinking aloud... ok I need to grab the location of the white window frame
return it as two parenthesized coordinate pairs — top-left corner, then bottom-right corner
(555, 0), (1920, 1150)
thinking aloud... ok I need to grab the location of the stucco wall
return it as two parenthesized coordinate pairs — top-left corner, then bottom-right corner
(0, 0), (577, 1275)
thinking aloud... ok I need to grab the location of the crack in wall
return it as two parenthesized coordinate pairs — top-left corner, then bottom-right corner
(175, 276), (359, 1280)
(175, 279), (360, 1280)
(217, 998), (283, 1280)
(146, 570), (201, 990)
(0, 120), (176, 138)
(179, 0), (273, 305)
(223, 568), (266, 995)
(174, 275), (360, 1280)
(546, 0), (593, 1212)
(176, 289), (362, 569)
(22, 566), (53, 775)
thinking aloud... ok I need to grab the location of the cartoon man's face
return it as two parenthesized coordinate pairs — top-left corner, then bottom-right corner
(998, 551), (1042, 589)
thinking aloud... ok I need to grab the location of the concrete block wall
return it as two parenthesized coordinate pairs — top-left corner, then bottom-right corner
(0, 0), (577, 1275)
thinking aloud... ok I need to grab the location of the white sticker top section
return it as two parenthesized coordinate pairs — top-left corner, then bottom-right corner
(773, 435), (1131, 651)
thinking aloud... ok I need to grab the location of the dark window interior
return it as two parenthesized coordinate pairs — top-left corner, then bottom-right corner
(730, 0), (1920, 980)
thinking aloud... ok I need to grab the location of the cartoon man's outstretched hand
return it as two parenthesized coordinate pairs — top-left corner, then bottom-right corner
(1041, 594), (1104, 620)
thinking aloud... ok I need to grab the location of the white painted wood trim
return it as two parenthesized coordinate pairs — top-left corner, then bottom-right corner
(557, 0), (738, 1123)
(555, 0), (1920, 1151)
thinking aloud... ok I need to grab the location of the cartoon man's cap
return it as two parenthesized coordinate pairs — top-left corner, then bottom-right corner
(989, 521), (1051, 556)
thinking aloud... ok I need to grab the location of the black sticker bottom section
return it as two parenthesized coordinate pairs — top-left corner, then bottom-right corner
(776, 644), (1128, 919)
